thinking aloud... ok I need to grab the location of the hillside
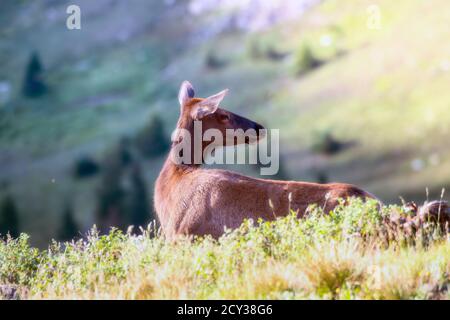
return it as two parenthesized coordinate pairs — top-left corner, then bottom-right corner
(0, 0), (449, 245)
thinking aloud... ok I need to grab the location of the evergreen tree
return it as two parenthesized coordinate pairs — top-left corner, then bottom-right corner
(315, 170), (329, 184)
(73, 156), (100, 179)
(134, 114), (168, 158)
(311, 132), (345, 156)
(97, 138), (155, 233)
(205, 51), (227, 69)
(22, 52), (47, 98)
(96, 139), (130, 232)
(58, 205), (79, 241)
(128, 162), (151, 230)
(0, 195), (20, 238)
(294, 44), (322, 75)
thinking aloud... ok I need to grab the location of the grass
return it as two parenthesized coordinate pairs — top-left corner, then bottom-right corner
(1, 199), (449, 300)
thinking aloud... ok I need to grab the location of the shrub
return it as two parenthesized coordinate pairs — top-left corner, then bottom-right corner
(205, 51), (227, 69)
(310, 130), (346, 156)
(248, 38), (287, 61)
(0, 234), (43, 286)
(293, 44), (322, 75)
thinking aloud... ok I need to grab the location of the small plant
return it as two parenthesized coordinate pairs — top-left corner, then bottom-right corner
(0, 234), (43, 286)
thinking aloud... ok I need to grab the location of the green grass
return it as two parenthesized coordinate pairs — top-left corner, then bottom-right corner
(1, 199), (449, 300)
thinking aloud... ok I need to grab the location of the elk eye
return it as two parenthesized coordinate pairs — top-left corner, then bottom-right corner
(219, 114), (230, 122)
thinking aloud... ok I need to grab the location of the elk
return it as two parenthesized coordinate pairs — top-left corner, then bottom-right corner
(154, 81), (447, 240)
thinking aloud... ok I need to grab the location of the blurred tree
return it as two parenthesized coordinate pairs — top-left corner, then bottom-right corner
(248, 38), (263, 59)
(73, 156), (100, 179)
(134, 114), (168, 159)
(96, 143), (127, 233)
(22, 52), (47, 98)
(0, 195), (20, 238)
(265, 47), (288, 61)
(58, 205), (79, 241)
(294, 44), (322, 75)
(128, 162), (152, 231)
(119, 137), (133, 166)
(205, 51), (227, 69)
(315, 170), (329, 184)
(311, 131), (353, 156)
(97, 137), (155, 234)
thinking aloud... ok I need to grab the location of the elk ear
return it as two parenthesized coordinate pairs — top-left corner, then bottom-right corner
(192, 89), (228, 120)
(178, 80), (195, 107)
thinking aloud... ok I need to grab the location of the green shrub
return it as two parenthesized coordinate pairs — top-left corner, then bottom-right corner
(293, 44), (322, 75)
(205, 51), (227, 69)
(22, 52), (47, 98)
(247, 38), (287, 61)
(0, 234), (44, 286)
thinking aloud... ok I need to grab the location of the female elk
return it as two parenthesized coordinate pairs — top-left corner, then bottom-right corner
(154, 81), (375, 240)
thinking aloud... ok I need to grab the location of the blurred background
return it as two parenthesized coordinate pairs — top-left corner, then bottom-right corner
(0, 0), (449, 247)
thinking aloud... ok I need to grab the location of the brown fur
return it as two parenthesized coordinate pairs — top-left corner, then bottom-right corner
(154, 83), (375, 240)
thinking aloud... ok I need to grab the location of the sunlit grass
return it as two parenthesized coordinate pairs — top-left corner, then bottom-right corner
(1, 199), (449, 300)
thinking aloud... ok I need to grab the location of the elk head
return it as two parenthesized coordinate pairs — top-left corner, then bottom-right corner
(171, 81), (265, 165)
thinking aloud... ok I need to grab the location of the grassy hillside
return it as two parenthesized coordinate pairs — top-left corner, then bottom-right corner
(0, 0), (449, 245)
(1, 200), (449, 300)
